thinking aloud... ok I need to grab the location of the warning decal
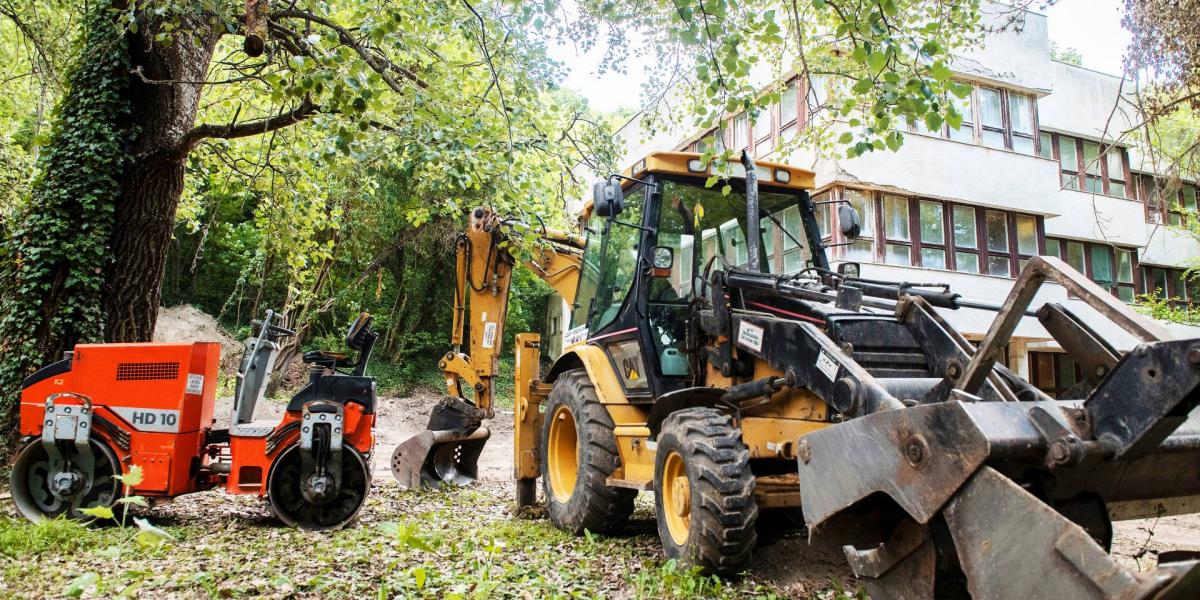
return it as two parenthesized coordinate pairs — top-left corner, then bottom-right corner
(736, 321), (764, 353)
(481, 322), (498, 349)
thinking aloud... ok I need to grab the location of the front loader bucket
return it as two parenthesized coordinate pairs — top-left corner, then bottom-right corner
(391, 396), (490, 490)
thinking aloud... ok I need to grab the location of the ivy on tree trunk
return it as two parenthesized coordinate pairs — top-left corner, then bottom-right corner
(0, 3), (131, 438)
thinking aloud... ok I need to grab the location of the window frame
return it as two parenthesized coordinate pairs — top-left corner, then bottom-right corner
(1140, 264), (1196, 310)
(910, 83), (1040, 155)
(830, 186), (1043, 277)
(1152, 179), (1198, 227)
(1044, 236), (1139, 300)
(1049, 133), (1130, 198)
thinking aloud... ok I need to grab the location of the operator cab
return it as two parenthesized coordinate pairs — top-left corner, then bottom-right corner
(572, 151), (857, 399)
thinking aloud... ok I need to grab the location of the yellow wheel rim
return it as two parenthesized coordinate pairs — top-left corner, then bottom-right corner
(662, 450), (691, 546)
(547, 404), (579, 503)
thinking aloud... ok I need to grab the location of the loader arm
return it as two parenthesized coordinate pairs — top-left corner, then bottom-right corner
(392, 207), (583, 489)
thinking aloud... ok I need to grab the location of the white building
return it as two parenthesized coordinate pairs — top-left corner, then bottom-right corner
(605, 4), (1199, 395)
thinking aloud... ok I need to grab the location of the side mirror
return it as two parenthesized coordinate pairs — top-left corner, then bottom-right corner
(838, 204), (862, 241)
(837, 262), (861, 279)
(650, 246), (674, 277)
(592, 178), (624, 218)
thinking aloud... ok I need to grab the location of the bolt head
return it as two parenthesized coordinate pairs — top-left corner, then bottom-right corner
(1188, 348), (1200, 366)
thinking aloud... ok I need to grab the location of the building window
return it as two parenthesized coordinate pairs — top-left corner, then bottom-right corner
(778, 78), (802, 140)
(1138, 174), (1199, 225)
(1141, 265), (1198, 309)
(952, 205), (979, 273)
(1008, 93), (1036, 154)
(752, 111), (772, 159)
(1030, 351), (1082, 399)
(686, 78), (805, 158)
(1044, 237), (1137, 301)
(1047, 133), (1130, 198)
(832, 187), (1042, 277)
(918, 200), (947, 269)
(731, 113), (749, 151)
(912, 83), (1037, 154)
(882, 195), (912, 265)
(978, 87), (1005, 149)
(843, 189), (875, 262)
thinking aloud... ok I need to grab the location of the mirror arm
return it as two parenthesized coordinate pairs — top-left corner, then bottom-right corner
(607, 173), (654, 186)
(611, 219), (656, 234)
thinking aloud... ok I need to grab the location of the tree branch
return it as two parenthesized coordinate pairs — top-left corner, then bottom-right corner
(178, 98), (317, 154)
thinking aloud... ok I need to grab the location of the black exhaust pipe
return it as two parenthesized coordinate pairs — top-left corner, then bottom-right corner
(741, 150), (763, 273)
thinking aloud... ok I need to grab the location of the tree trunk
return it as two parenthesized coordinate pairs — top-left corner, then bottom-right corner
(103, 20), (222, 342)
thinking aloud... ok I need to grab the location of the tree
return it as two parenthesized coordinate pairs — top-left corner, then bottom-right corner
(1050, 40), (1082, 66)
(0, 0), (614, 435)
(0, 0), (988, 437)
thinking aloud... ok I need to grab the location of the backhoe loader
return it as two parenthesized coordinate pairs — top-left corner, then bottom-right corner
(393, 150), (1200, 599)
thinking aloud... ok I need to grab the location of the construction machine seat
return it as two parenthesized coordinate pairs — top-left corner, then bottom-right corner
(346, 312), (374, 350)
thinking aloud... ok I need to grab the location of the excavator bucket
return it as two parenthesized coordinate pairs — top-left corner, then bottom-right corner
(391, 396), (490, 489)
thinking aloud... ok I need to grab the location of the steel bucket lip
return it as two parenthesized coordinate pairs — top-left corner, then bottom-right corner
(390, 427), (491, 489)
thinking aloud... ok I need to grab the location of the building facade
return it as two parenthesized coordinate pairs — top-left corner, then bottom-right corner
(604, 5), (1199, 395)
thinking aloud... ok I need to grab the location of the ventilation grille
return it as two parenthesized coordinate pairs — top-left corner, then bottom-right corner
(116, 362), (180, 381)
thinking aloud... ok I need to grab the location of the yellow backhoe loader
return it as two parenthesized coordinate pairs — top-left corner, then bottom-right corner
(393, 150), (1200, 599)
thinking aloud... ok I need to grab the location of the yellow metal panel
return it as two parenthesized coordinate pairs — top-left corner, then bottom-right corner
(739, 417), (829, 460)
(625, 151), (817, 190)
(513, 333), (544, 480)
(561, 345), (630, 406)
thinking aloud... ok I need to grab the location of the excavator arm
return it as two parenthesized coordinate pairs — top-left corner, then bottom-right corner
(392, 207), (584, 488)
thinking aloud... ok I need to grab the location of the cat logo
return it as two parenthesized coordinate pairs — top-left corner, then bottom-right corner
(628, 368), (639, 380)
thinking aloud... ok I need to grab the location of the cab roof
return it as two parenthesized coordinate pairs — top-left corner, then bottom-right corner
(622, 151), (816, 191)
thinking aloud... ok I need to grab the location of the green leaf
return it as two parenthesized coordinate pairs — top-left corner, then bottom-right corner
(946, 109), (963, 130)
(838, 132), (854, 144)
(64, 572), (100, 598)
(81, 505), (114, 520)
(115, 464), (143, 486)
(929, 61), (952, 82)
(117, 495), (148, 507)
(924, 112), (944, 131)
(852, 78), (874, 94)
(867, 51), (887, 72)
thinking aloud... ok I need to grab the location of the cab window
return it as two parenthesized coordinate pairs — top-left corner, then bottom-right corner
(657, 180), (812, 283)
(570, 184), (646, 332)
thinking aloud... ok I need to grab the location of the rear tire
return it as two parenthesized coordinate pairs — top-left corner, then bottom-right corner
(540, 369), (635, 535)
(654, 408), (758, 576)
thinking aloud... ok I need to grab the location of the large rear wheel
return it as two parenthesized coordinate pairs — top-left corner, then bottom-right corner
(654, 408), (757, 576)
(540, 369), (635, 535)
(10, 438), (123, 523)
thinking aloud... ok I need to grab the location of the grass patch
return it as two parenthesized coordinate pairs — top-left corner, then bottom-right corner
(0, 482), (852, 598)
(0, 517), (95, 558)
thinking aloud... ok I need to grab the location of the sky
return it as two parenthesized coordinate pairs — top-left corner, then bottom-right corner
(548, 0), (1134, 114)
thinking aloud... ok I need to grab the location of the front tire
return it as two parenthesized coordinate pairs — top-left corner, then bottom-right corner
(654, 408), (758, 576)
(10, 437), (123, 524)
(540, 369), (635, 534)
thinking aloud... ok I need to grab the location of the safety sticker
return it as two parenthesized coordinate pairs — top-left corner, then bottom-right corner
(816, 349), (839, 382)
(481, 322), (498, 349)
(564, 325), (589, 347)
(736, 321), (764, 353)
(185, 373), (204, 395)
